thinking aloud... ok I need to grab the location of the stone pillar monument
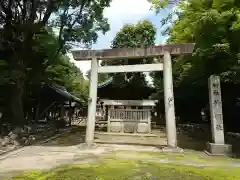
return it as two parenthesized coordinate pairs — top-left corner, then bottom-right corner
(163, 50), (177, 148)
(205, 75), (232, 155)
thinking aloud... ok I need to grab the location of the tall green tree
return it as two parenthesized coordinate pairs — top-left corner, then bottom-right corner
(151, 0), (240, 123)
(101, 20), (157, 89)
(44, 54), (89, 104)
(86, 69), (110, 84)
(0, 0), (111, 125)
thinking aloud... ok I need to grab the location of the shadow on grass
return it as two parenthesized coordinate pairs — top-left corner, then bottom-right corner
(176, 125), (240, 158)
(41, 124), (240, 159)
(42, 125), (87, 147)
(226, 136), (240, 159)
(41, 124), (212, 151)
(177, 132), (210, 151)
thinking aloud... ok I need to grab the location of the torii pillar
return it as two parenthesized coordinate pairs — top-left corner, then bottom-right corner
(85, 56), (98, 146)
(163, 49), (177, 147)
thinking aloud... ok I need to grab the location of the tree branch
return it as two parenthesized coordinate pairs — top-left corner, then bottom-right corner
(29, 0), (38, 24)
(52, 0), (87, 61)
(38, 11), (43, 23)
(58, 8), (68, 42)
(70, 0), (86, 29)
(4, 0), (13, 26)
(16, 0), (23, 15)
(7, 0), (13, 11)
(0, 1), (7, 13)
(21, 0), (27, 23)
(0, 11), (6, 19)
(41, 0), (54, 26)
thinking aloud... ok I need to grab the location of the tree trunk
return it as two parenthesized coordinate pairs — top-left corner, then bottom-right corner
(68, 101), (72, 126)
(10, 85), (25, 127)
(35, 99), (41, 121)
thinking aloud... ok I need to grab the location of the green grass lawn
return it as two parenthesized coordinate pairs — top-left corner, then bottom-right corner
(114, 150), (240, 165)
(9, 158), (240, 180)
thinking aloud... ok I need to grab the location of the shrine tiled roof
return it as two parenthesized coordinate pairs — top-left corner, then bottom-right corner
(97, 77), (113, 88)
(43, 85), (81, 103)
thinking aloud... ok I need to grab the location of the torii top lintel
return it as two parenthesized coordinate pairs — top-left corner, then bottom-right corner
(71, 43), (195, 61)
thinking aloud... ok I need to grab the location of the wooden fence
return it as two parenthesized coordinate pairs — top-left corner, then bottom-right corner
(108, 109), (151, 133)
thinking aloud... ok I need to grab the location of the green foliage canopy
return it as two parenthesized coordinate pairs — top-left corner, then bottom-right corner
(150, 0), (240, 123)
(101, 20), (157, 89)
(0, 0), (111, 124)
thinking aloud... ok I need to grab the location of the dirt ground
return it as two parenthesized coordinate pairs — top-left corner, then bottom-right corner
(1, 126), (240, 179)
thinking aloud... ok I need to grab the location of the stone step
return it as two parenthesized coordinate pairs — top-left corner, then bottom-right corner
(95, 132), (166, 137)
(94, 137), (167, 146)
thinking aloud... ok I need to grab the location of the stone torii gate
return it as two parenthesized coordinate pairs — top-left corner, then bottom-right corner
(72, 43), (195, 147)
